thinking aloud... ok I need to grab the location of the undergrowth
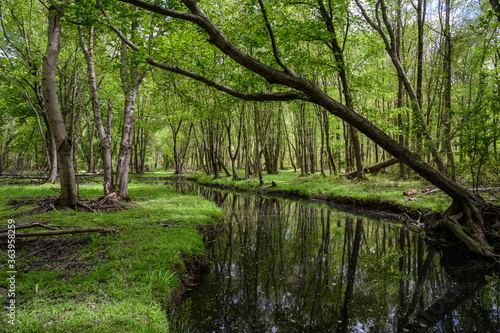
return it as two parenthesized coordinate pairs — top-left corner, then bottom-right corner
(0, 182), (223, 332)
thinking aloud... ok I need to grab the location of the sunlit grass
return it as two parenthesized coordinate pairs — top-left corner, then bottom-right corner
(185, 168), (458, 212)
(0, 182), (223, 332)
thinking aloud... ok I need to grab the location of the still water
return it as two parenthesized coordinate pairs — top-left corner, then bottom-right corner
(172, 182), (500, 332)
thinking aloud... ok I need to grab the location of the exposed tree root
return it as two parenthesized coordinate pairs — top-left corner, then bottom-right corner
(438, 200), (498, 258)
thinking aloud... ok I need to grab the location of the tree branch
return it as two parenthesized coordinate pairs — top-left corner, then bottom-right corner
(257, 0), (291, 73)
(117, 0), (303, 88)
(490, 0), (500, 24)
(97, 0), (140, 51)
(147, 58), (306, 101)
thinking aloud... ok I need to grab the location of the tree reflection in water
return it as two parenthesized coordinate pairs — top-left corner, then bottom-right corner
(179, 184), (500, 332)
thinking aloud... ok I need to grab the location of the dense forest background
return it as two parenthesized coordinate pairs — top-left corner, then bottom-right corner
(0, 0), (498, 192)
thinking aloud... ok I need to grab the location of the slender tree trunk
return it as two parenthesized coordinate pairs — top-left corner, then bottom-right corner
(226, 108), (243, 180)
(42, 4), (77, 207)
(171, 121), (182, 174)
(442, 0), (456, 181)
(396, 1), (407, 179)
(78, 25), (114, 194)
(315, 105), (326, 177)
(44, 114), (59, 183)
(253, 104), (264, 185)
(416, 0), (426, 153)
(115, 42), (145, 199)
(115, 85), (141, 198)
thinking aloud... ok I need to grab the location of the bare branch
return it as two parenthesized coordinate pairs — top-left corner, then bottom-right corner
(112, 0), (199, 23)
(257, 0), (291, 73)
(147, 58), (307, 102)
(97, 0), (140, 51)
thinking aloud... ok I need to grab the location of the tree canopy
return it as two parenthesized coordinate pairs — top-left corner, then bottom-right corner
(0, 0), (499, 256)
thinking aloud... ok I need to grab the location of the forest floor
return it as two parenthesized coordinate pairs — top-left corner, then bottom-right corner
(0, 181), (223, 332)
(178, 168), (500, 217)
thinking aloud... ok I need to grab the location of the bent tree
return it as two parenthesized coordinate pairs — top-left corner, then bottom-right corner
(116, 0), (500, 257)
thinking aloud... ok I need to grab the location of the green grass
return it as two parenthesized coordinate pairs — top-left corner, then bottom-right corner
(0, 182), (223, 332)
(185, 168), (486, 213)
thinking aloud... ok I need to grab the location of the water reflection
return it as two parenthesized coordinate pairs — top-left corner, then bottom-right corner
(173, 182), (500, 332)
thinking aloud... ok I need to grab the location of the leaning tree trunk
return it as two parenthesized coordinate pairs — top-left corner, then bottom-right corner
(78, 25), (114, 195)
(118, 0), (499, 257)
(41, 4), (77, 207)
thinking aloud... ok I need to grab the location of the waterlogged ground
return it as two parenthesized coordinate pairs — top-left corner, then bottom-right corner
(177, 182), (500, 333)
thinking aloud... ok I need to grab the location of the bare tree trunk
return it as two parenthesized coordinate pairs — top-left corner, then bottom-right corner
(115, 41), (145, 200)
(416, 0), (426, 153)
(226, 107), (243, 180)
(78, 25), (114, 194)
(253, 103), (264, 185)
(396, 0), (407, 179)
(315, 105), (326, 177)
(45, 115), (58, 183)
(442, 0), (456, 181)
(42, 4), (76, 207)
(171, 121), (182, 174)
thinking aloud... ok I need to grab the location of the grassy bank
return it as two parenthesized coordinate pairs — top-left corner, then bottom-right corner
(0, 181), (223, 332)
(184, 169), (499, 214)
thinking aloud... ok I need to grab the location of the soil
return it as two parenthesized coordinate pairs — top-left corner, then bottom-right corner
(0, 236), (106, 308)
(15, 237), (105, 275)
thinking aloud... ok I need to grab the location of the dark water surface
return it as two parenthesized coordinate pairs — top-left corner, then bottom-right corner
(170, 181), (500, 332)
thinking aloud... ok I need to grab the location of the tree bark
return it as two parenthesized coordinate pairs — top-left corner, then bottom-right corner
(396, 0), (407, 180)
(42, 4), (77, 207)
(442, 0), (456, 181)
(115, 41), (146, 200)
(78, 25), (114, 195)
(344, 157), (400, 178)
(415, 0), (426, 153)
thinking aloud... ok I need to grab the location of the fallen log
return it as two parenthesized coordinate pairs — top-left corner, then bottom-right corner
(344, 157), (400, 178)
(0, 227), (116, 238)
(0, 174), (49, 179)
(0, 221), (50, 232)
